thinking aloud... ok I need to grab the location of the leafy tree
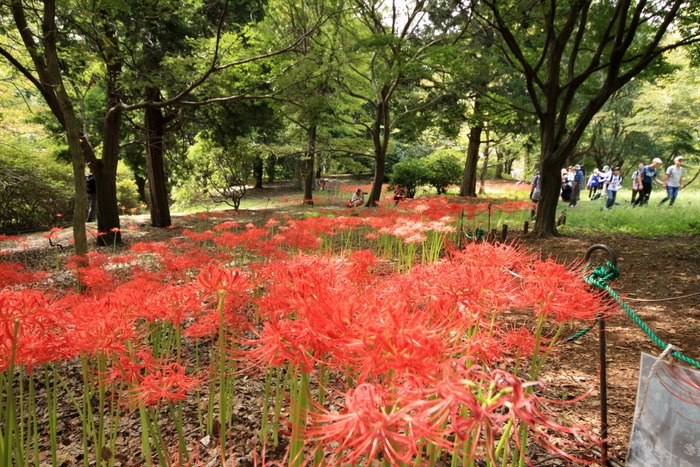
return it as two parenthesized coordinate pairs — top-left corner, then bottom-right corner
(388, 157), (429, 198)
(424, 149), (462, 194)
(475, 0), (700, 236)
(0, 0), (98, 252)
(334, 0), (447, 207)
(176, 135), (255, 210)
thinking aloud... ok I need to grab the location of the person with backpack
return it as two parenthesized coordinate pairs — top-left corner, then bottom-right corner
(587, 169), (601, 199)
(604, 167), (623, 210)
(633, 158), (664, 206)
(630, 162), (644, 204)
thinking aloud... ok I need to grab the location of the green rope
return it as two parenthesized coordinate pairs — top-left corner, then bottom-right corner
(568, 261), (700, 370)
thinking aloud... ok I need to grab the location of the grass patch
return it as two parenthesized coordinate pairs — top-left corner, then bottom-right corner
(557, 187), (700, 237)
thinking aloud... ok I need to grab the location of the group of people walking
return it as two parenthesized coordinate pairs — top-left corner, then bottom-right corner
(581, 156), (685, 209)
(530, 156), (686, 214)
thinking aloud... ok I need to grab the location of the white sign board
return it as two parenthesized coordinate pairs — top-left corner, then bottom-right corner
(627, 352), (700, 467)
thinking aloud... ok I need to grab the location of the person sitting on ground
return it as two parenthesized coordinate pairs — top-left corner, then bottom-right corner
(349, 188), (364, 207)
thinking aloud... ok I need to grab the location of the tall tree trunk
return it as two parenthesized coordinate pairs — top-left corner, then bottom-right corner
(494, 148), (503, 179)
(94, 18), (123, 246)
(303, 125), (317, 205)
(144, 88), (172, 227)
(533, 157), (561, 235)
(460, 97), (483, 197)
(9, 0), (89, 254)
(478, 128), (490, 195)
(253, 154), (264, 189)
(367, 91), (391, 207)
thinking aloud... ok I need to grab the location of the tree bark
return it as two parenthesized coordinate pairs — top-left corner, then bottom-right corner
(367, 88), (391, 207)
(253, 155), (264, 189)
(478, 128), (491, 195)
(7, 0), (90, 254)
(460, 124), (483, 197)
(303, 125), (317, 205)
(144, 88), (172, 227)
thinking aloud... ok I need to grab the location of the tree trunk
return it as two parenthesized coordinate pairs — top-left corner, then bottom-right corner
(532, 157), (561, 236)
(303, 125), (317, 205)
(253, 155), (264, 189)
(478, 128), (491, 195)
(460, 97), (483, 197)
(367, 90), (391, 207)
(9, 0), (89, 255)
(95, 20), (123, 246)
(144, 88), (172, 227)
(494, 148), (503, 179)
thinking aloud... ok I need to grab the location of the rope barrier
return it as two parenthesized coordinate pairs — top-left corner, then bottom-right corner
(570, 260), (700, 370)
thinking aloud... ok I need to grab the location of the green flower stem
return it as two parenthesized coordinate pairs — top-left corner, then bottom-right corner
(289, 370), (310, 467)
(138, 404), (153, 467)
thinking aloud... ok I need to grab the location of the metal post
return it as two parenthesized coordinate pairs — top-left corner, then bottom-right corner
(584, 244), (617, 467)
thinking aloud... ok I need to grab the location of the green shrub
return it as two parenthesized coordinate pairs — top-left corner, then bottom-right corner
(116, 178), (142, 214)
(424, 149), (463, 194)
(0, 168), (73, 232)
(389, 158), (430, 198)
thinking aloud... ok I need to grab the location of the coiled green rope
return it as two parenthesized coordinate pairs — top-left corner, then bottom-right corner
(567, 261), (700, 370)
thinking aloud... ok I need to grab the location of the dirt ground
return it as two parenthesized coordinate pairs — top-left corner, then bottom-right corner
(4, 184), (700, 466)
(522, 232), (700, 464)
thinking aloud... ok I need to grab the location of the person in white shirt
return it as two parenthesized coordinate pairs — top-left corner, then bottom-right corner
(605, 167), (623, 210)
(659, 156), (684, 206)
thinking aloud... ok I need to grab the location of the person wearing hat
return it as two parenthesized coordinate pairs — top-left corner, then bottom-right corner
(604, 167), (623, 210)
(659, 156), (684, 206)
(569, 164), (585, 207)
(633, 158), (664, 206)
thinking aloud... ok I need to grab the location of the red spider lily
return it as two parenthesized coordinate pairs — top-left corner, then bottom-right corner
(182, 229), (215, 243)
(0, 289), (70, 371)
(518, 259), (609, 322)
(308, 383), (424, 465)
(213, 220), (241, 231)
(128, 362), (203, 407)
(63, 294), (143, 356)
(196, 262), (248, 295)
(0, 262), (45, 288)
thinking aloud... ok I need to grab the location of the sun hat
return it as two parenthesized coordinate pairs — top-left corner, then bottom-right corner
(603, 165), (609, 171)
(574, 164), (581, 170)
(652, 158), (663, 164)
(675, 156), (684, 162)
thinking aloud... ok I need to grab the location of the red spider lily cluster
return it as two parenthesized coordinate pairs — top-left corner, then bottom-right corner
(0, 195), (611, 466)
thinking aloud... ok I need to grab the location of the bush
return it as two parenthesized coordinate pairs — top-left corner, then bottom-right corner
(0, 168), (73, 232)
(389, 158), (430, 198)
(116, 178), (142, 214)
(424, 149), (463, 194)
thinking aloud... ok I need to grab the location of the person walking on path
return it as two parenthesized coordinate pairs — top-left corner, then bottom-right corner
(605, 167), (623, 210)
(630, 162), (644, 205)
(659, 156), (684, 206)
(587, 169), (601, 199)
(569, 164), (584, 207)
(633, 158), (664, 206)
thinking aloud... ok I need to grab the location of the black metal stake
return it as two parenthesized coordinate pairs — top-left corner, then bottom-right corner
(599, 318), (609, 466)
(584, 244), (617, 467)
